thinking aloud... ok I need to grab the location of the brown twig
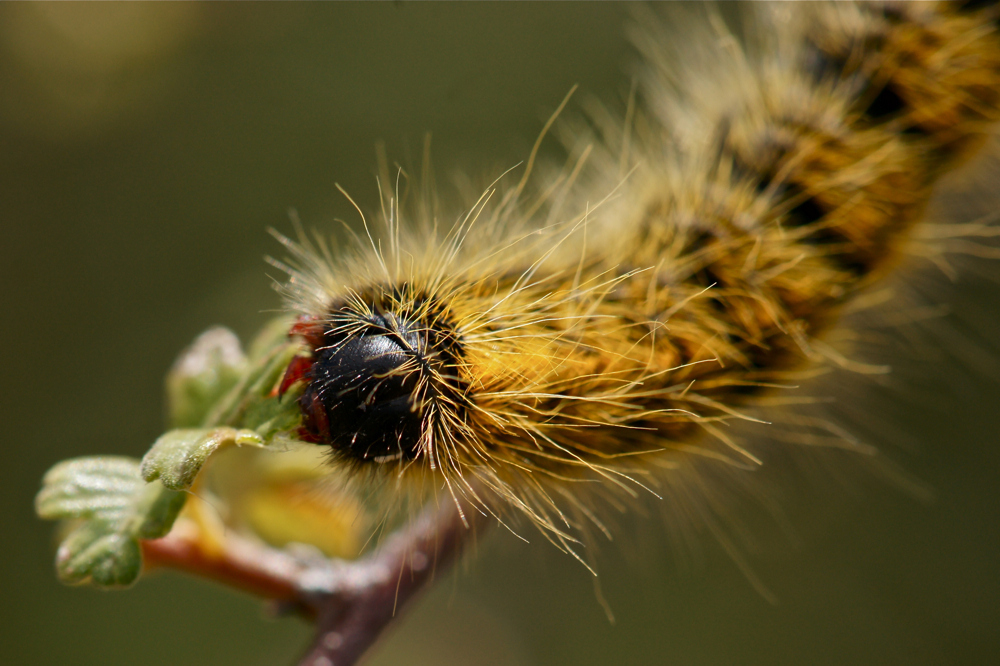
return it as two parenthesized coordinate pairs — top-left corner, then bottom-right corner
(296, 503), (475, 666)
(140, 502), (479, 665)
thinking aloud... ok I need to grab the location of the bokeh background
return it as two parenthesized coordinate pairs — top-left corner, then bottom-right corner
(3, 3), (999, 665)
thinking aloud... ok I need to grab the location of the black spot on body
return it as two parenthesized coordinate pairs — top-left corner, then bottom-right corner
(782, 185), (870, 276)
(802, 36), (934, 138)
(956, 0), (1000, 13)
(862, 83), (933, 140)
(785, 191), (827, 230)
(865, 83), (907, 121)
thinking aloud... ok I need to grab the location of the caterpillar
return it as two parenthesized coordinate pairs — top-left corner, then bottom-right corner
(29, 3), (1000, 664)
(265, 0), (1000, 562)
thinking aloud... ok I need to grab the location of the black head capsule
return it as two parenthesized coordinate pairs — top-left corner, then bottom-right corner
(298, 298), (466, 465)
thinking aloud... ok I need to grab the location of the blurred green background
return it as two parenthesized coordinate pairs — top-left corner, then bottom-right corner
(3, 3), (999, 665)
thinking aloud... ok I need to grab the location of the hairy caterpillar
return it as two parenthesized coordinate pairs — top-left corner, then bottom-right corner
(26, 2), (1000, 665)
(266, 0), (1000, 560)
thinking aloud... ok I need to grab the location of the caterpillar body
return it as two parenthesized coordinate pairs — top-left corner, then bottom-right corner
(25, 5), (1000, 665)
(266, 0), (1000, 553)
(264, 3), (1000, 546)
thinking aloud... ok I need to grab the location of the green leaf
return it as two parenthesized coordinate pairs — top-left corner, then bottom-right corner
(36, 456), (187, 588)
(38, 321), (310, 590)
(36, 456), (144, 523)
(133, 483), (189, 539)
(202, 326), (303, 430)
(166, 327), (247, 429)
(140, 427), (266, 491)
(56, 523), (142, 587)
(246, 316), (297, 361)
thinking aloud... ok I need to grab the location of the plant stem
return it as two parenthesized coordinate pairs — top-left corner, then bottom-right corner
(141, 502), (480, 665)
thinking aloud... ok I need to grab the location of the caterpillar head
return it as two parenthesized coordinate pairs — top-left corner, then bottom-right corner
(287, 286), (468, 467)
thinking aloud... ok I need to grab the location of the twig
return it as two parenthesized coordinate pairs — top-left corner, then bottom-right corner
(140, 502), (479, 665)
(296, 503), (475, 666)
